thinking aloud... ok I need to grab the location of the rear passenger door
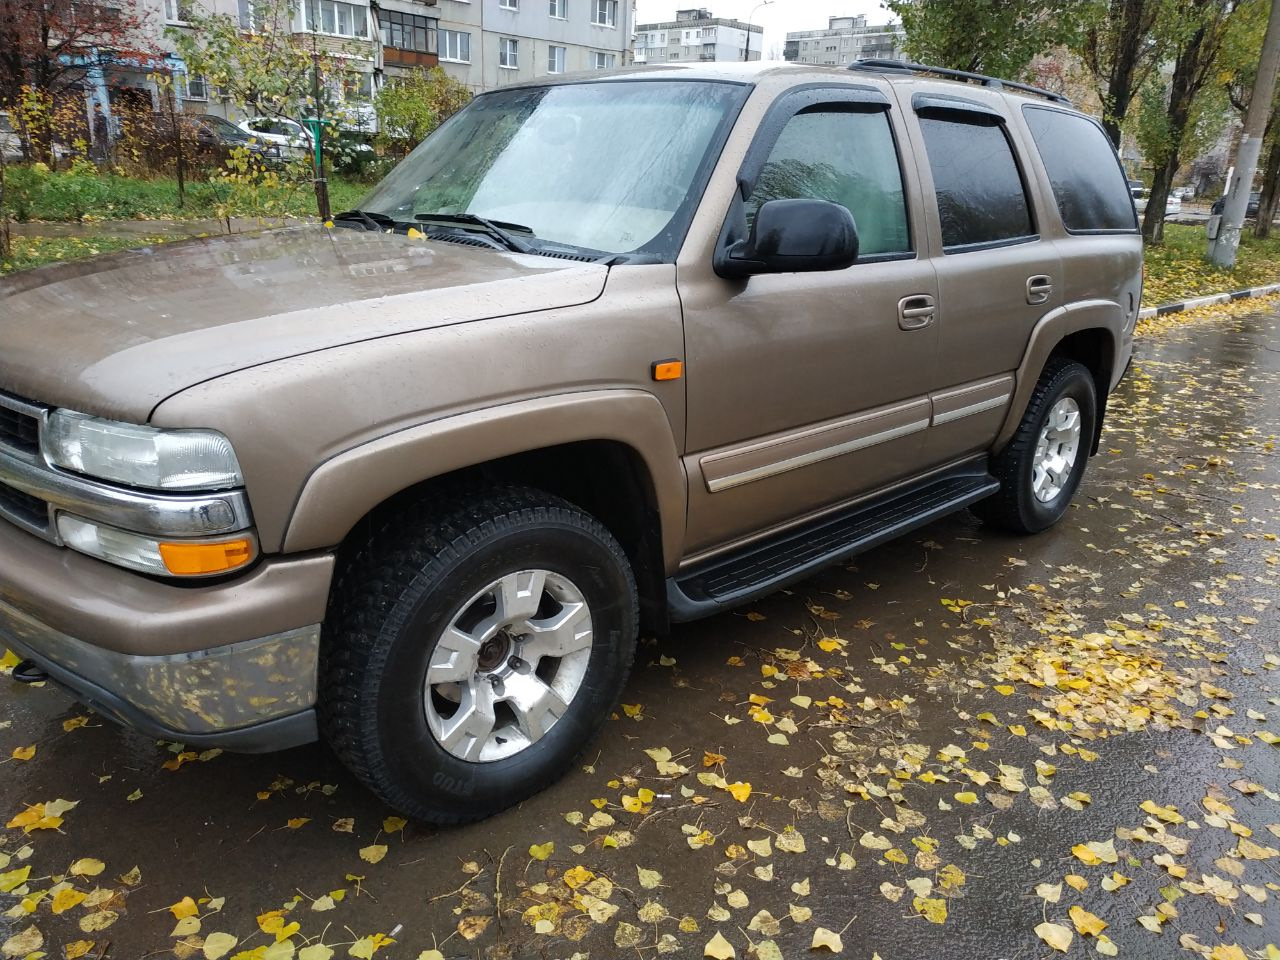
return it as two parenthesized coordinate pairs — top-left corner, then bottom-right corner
(899, 93), (1062, 465)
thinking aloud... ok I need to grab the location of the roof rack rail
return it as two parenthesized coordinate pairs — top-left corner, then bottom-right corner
(848, 58), (1072, 106)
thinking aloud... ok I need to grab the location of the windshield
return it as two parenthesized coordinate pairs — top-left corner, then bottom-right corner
(359, 79), (748, 259)
(198, 116), (251, 140)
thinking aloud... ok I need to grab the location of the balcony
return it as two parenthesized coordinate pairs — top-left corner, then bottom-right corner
(383, 47), (439, 68)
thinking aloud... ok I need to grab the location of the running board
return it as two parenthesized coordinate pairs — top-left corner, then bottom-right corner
(667, 465), (1000, 622)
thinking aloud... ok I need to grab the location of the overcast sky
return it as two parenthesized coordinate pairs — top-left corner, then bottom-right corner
(634, 0), (898, 60)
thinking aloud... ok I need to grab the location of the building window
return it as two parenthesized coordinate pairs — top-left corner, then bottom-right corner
(180, 72), (207, 100)
(548, 0), (565, 17)
(164, 0), (193, 22)
(500, 37), (518, 68)
(547, 44), (565, 73)
(591, 51), (615, 69)
(440, 28), (470, 62)
(379, 9), (437, 53)
(499, 0), (517, 8)
(236, 0), (255, 29)
(591, 0), (615, 26)
(301, 0), (368, 38)
(342, 71), (374, 100)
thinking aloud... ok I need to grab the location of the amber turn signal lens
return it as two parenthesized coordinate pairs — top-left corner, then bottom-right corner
(652, 359), (683, 381)
(158, 538), (255, 576)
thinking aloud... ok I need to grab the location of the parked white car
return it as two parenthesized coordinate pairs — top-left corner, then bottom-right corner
(237, 115), (375, 160)
(1132, 188), (1181, 216)
(1, 111), (23, 162)
(237, 117), (312, 158)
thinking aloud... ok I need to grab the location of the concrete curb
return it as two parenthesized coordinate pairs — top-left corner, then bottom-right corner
(1138, 281), (1280, 319)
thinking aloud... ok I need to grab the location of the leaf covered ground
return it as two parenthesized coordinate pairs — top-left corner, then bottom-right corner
(1143, 224), (1280, 305)
(1, 302), (1279, 960)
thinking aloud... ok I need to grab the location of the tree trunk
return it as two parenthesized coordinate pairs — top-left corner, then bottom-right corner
(1143, 11), (1215, 246)
(1254, 133), (1280, 238)
(1102, 115), (1122, 148)
(0, 157), (10, 262)
(1143, 156), (1177, 244)
(1099, 0), (1148, 148)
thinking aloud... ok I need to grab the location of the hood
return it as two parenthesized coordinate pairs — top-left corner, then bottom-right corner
(0, 225), (607, 422)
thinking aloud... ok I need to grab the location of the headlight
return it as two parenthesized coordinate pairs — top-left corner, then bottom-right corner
(42, 410), (243, 492)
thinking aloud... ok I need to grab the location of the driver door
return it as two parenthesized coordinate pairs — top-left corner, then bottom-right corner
(677, 85), (940, 555)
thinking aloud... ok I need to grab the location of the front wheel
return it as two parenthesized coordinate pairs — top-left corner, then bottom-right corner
(319, 486), (638, 823)
(973, 358), (1097, 534)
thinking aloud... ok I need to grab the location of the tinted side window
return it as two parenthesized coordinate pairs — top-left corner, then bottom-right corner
(1023, 106), (1137, 232)
(746, 108), (910, 257)
(918, 114), (1034, 249)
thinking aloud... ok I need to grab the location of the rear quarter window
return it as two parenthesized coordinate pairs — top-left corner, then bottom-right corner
(1023, 106), (1137, 233)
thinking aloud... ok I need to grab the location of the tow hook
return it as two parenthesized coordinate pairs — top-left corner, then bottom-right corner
(11, 660), (49, 684)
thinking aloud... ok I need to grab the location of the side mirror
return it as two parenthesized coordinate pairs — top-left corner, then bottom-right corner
(717, 198), (860, 279)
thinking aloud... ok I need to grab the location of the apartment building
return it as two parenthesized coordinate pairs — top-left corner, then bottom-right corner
(384, 0), (633, 92)
(634, 7), (762, 64)
(783, 14), (904, 67)
(89, 0), (631, 139)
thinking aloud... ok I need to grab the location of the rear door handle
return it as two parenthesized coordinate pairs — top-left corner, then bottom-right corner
(1026, 275), (1053, 305)
(898, 294), (935, 330)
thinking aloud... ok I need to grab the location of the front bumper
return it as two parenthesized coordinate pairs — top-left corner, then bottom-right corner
(4, 611), (320, 752)
(0, 516), (334, 751)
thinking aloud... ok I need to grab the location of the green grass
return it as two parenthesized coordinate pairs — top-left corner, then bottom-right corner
(1143, 223), (1280, 305)
(1, 234), (172, 274)
(2, 166), (368, 223)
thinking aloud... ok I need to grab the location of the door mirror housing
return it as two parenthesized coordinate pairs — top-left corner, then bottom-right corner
(717, 198), (860, 279)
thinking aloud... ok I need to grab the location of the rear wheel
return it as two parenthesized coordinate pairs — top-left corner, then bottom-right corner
(973, 359), (1097, 534)
(319, 486), (638, 823)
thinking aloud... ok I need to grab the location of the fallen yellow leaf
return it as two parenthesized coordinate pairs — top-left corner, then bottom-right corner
(1035, 921), (1073, 952)
(359, 844), (388, 864)
(1069, 905), (1107, 936)
(529, 841), (554, 861)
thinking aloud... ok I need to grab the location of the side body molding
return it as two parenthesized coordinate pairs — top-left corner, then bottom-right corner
(282, 390), (688, 569)
(993, 299), (1123, 451)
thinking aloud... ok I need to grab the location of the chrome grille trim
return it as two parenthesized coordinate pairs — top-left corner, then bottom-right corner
(0, 444), (253, 540)
(0, 390), (55, 540)
(0, 389), (48, 462)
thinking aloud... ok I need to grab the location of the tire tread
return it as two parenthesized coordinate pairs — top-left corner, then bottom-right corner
(319, 484), (637, 824)
(973, 358), (1093, 534)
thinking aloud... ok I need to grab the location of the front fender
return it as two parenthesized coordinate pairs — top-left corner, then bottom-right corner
(282, 389), (687, 568)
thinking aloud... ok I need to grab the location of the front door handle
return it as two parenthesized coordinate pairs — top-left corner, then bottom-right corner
(898, 294), (935, 331)
(1026, 275), (1053, 305)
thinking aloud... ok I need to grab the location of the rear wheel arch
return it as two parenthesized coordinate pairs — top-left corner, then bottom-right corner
(1046, 327), (1115, 455)
(996, 307), (1121, 455)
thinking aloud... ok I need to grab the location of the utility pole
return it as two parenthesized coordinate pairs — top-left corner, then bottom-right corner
(1209, 0), (1280, 267)
(742, 0), (771, 61)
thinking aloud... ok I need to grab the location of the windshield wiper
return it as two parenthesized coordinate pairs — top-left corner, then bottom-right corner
(332, 209), (397, 232)
(414, 212), (538, 255)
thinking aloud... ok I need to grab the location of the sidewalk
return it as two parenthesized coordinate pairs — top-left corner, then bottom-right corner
(9, 216), (305, 239)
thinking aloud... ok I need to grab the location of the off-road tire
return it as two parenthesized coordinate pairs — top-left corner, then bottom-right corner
(972, 358), (1097, 534)
(319, 485), (638, 823)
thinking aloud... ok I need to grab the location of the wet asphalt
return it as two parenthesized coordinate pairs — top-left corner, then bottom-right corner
(2, 304), (1278, 960)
